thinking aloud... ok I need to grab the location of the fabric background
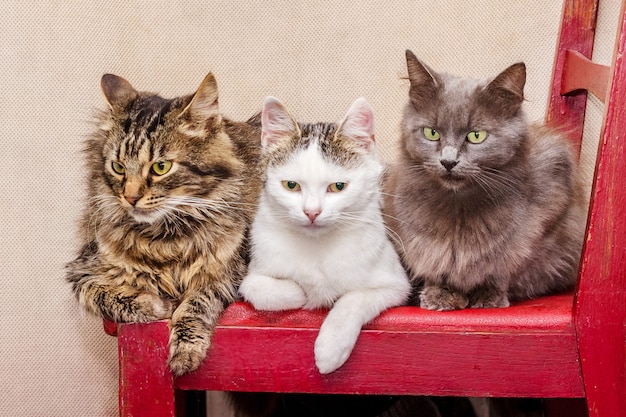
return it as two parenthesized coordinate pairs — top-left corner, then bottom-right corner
(0, 1), (621, 415)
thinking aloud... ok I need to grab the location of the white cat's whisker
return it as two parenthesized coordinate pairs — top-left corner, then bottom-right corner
(379, 191), (409, 200)
(380, 211), (412, 227)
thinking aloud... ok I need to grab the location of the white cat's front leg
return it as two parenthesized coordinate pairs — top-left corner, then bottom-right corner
(314, 287), (406, 374)
(239, 273), (307, 311)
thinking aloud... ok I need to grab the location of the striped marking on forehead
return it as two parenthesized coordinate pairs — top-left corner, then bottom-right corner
(118, 95), (180, 160)
(264, 121), (363, 169)
(298, 122), (340, 159)
(299, 122), (361, 167)
(299, 122), (337, 146)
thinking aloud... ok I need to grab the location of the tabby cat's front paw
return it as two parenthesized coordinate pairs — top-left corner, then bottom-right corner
(419, 285), (469, 311)
(167, 319), (210, 376)
(136, 293), (176, 320)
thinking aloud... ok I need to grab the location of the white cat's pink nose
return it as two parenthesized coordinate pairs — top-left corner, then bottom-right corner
(304, 209), (321, 222)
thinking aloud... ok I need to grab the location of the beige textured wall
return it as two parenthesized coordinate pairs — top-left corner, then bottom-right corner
(1, 1), (620, 416)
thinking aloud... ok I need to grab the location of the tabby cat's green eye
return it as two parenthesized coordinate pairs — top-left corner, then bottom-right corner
(328, 182), (347, 193)
(423, 128), (441, 141)
(281, 180), (301, 191)
(467, 130), (488, 144)
(111, 161), (125, 175)
(151, 161), (173, 176)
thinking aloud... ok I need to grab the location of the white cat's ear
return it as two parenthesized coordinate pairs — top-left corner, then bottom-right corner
(261, 96), (299, 148)
(338, 97), (375, 151)
(180, 73), (221, 122)
(101, 74), (139, 109)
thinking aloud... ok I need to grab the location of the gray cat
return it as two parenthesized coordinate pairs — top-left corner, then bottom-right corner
(384, 50), (586, 311)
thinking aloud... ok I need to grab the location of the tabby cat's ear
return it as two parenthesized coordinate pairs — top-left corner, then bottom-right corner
(405, 50), (439, 107)
(261, 96), (299, 149)
(180, 73), (221, 122)
(337, 97), (375, 151)
(101, 74), (138, 109)
(481, 63), (526, 117)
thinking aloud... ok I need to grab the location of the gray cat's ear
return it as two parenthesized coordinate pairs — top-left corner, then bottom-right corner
(481, 63), (526, 116)
(261, 96), (299, 149)
(405, 50), (438, 105)
(101, 74), (138, 109)
(180, 73), (221, 122)
(337, 97), (375, 151)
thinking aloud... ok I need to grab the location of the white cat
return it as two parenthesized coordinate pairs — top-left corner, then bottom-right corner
(239, 96), (410, 374)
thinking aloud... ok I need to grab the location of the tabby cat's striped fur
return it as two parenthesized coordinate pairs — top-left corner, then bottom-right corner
(66, 73), (261, 375)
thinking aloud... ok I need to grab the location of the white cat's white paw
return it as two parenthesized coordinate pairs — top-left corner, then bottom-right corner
(239, 273), (307, 311)
(313, 326), (358, 374)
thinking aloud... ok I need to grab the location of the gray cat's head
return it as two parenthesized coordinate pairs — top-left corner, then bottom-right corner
(400, 50), (529, 192)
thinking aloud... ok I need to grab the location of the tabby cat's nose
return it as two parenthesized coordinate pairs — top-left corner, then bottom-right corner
(440, 159), (458, 172)
(124, 194), (141, 206)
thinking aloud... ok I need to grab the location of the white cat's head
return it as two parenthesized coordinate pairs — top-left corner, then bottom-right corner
(259, 96), (383, 236)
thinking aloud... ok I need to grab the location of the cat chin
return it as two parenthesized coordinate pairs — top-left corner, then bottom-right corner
(298, 223), (330, 236)
(129, 209), (163, 224)
(437, 174), (470, 191)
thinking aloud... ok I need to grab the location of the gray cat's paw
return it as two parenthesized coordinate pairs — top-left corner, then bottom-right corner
(419, 286), (469, 311)
(167, 319), (210, 376)
(468, 287), (510, 308)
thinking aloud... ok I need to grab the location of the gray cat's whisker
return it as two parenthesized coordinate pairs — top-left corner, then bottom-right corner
(385, 52), (585, 311)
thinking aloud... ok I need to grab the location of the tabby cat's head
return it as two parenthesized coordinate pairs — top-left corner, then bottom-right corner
(259, 96), (382, 235)
(87, 73), (243, 226)
(401, 50), (528, 192)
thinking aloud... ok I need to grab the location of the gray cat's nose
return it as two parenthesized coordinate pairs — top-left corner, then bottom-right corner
(440, 159), (458, 172)
(440, 146), (459, 171)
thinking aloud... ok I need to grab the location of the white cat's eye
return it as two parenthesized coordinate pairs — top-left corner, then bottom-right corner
(281, 180), (301, 191)
(467, 130), (488, 144)
(423, 127), (441, 141)
(111, 161), (126, 175)
(328, 182), (347, 193)
(151, 161), (173, 176)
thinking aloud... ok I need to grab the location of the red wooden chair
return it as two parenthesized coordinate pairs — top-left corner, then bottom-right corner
(104, 0), (626, 415)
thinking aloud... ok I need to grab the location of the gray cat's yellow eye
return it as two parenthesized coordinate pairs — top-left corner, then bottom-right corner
(328, 182), (347, 193)
(281, 180), (301, 191)
(151, 161), (172, 176)
(467, 130), (488, 144)
(423, 128), (441, 141)
(111, 161), (125, 175)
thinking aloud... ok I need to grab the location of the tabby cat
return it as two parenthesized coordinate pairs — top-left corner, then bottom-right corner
(384, 50), (586, 311)
(238, 96), (410, 374)
(66, 73), (261, 375)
